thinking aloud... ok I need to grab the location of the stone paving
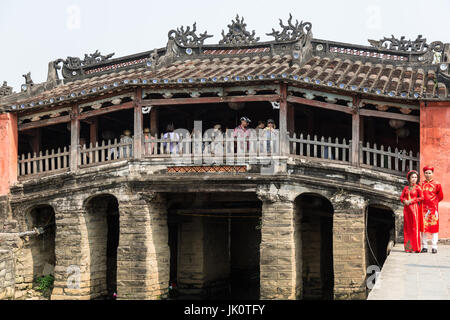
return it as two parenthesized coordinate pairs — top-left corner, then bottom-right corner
(367, 244), (450, 300)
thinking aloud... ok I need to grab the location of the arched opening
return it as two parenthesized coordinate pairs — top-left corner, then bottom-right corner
(165, 192), (261, 300)
(26, 205), (56, 298)
(85, 194), (119, 299)
(366, 204), (395, 268)
(295, 193), (334, 300)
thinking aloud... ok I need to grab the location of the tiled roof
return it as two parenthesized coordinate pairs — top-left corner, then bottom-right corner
(2, 53), (447, 113)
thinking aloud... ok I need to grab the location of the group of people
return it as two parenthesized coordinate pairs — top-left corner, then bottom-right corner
(401, 166), (444, 254)
(150, 116), (279, 154)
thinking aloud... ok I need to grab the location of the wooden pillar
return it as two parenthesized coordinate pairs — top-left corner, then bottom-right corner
(279, 83), (289, 155)
(89, 118), (98, 145)
(134, 88), (143, 159)
(150, 107), (158, 136)
(351, 97), (361, 166)
(70, 105), (80, 171)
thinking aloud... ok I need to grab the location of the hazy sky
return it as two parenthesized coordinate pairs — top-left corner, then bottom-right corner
(1, 0), (449, 91)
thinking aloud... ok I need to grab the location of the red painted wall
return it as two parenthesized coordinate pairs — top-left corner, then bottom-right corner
(420, 102), (450, 239)
(0, 113), (18, 196)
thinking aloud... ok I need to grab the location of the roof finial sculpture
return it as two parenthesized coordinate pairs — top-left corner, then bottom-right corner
(219, 15), (259, 45)
(0, 81), (13, 97)
(368, 34), (443, 53)
(168, 22), (213, 47)
(266, 14), (312, 43)
(53, 50), (115, 79)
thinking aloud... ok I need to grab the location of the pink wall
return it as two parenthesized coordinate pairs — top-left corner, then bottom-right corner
(420, 102), (450, 239)
(0, 113), (18, 196)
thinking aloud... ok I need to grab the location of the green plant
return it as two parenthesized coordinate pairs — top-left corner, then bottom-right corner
(34, 274), (54, 298)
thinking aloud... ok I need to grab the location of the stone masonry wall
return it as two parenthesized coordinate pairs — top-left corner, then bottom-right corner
(330, 191), (367, 300)
(0, 249), (15, 299)
(259, 196), (299, 300)
(116, 192), (170, 300)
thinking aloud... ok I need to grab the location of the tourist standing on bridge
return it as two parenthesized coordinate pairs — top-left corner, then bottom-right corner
(420, 166), (444, 254)
(400, 170), (424, 253)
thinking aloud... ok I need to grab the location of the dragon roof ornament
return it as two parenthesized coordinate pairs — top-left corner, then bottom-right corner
(168, 22), (213, 47)
(368, 35), (444, 53)
(53, 50), (115, 79)
(219, 15), (259, 45)
(266, 14), (312, 43)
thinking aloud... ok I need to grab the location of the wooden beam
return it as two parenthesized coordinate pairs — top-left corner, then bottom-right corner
(18, 115), (71, 131)
(78, 101), (135, 120)
(287, 95), (354, 114)
(279, 83), (288, 155)
(359, 109), (419, 123)
(141, 94), (280, 106)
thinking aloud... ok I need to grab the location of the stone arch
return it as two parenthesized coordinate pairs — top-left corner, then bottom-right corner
(24, 204), (56, 297)
(84, 193), (120, 299)
(294, 192), (334, 300)
(365, 202), (396, 268)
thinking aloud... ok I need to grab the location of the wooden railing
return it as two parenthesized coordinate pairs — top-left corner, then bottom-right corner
(289, 133), (351, 163)
(79, 139), (133, 167)
(18, 147), (70, 177)
(17, 132), (419, 178)
(143, 131), (279, 160)
(360, 141), (420, 174)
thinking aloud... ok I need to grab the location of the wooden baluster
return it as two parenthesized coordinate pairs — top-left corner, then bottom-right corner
(313, 135), (318, 158)
(394, 147), (399, 171)
(20, 154), (25, 176)
(292, 133), (297, 155)
(402, 149), (406, 172)
(44, 150), (49, 172)
(94, 142), (99, 163)
(320, 136), (325, 159)
(365, 142), (370, 165)
(373, 143), (377, 167)
(88, 142), (93, 164)
(50, 149), (55, 171)
(56, 148), (61, 170)
(299, 133), (304, 156)
(37, 151), (42, 173)
(63, 147), (67, 168)
(334, 137), (339, 161)
(101, 140), (106, 162)
(306, 134), (310, 157)
(387, 146), (392, 170)
(160, 133), (164, 155)
(380, 145), (384, 168)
